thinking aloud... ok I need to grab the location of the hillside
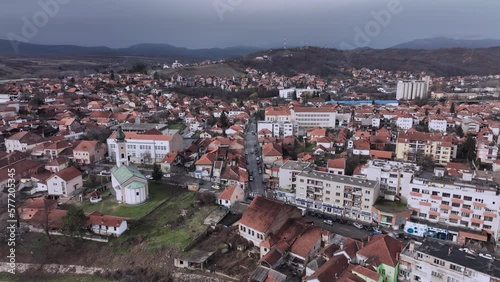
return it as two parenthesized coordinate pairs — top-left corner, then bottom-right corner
(158, 63), (244, 78)
(232, 47), (500, 77)
(392, 37), (500, 50)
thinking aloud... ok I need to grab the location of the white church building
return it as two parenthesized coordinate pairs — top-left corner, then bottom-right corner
(110, 127), (149, 205)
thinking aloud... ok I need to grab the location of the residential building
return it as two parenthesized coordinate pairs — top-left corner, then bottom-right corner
(5, 131), (46, 153)
(357, 160), (420, 200)
(399, 241), (500, 282)
(402, 169), (500, 242)
(428, 117), (448, 132)
(217, 184), (244, 208)
(264, 106), (292, 123)
(257, 121), (298, 137)
(395, 131), (457, 165)
(327, 159), (345, 175)
(46, 166), (83, 197)
(278, 160), (311, 190)
(107, 130), (183, 164)
(73, 140), (107, 165)
(295, 169), (380, 222)
(86, 211), (128, 237)
(396, 116), (414, 130)
(396, 76), (430, 100)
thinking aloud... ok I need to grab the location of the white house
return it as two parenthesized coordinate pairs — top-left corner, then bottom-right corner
(217, 184), (244, 208)
(5, 131), (46, 153)
(86, 211), (128, 237)
(46, 166), (83, 197)
(428, 118), (447, 132)
(396, 116), (413, 130)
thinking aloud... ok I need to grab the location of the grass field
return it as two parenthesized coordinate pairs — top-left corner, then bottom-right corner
(111, 192), (217, 253)
(76, 182), (181, 219)
(0, 273), (116, 282)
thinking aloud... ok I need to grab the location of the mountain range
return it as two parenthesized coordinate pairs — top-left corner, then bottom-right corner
(0, 40), (262, 59)
(391, 37), (500, 50)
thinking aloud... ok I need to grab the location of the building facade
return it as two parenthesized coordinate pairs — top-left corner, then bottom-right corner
(395, 131), (457, 165)
(295, 169), (380, 222)
(396, 76), (430, 100)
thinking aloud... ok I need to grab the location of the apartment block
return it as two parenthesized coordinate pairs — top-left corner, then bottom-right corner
(295, 169), (380, 222)
(396, 76), (430, 100)
(428, 117), (448, 132)
(278, 160), (311, 190)
(395, 131), (458, 165)
(399, 241), (499, 282)
(357, 160), (420, 200)
(257, 120), (298, 137)
(401, 169), (500, 242)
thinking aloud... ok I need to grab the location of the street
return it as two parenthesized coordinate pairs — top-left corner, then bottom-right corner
(245, 118), (265, 196)
(304, 215), (370, 240)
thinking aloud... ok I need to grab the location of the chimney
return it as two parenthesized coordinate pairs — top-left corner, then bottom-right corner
(409, 240), (415, 252)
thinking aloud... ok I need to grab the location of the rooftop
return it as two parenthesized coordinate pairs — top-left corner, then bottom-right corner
(297, 169), (379, 189)
(373, 200), (411, 214)
(280, 160), (311, 171)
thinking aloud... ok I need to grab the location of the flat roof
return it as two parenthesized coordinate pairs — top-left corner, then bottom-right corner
(297, 169), (379, 189)
(373, 200), (411, 214)
(280, 160), (311, 171)
(405, 241), (500, 278)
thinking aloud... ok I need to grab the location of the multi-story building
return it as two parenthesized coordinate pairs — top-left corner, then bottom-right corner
(396, 76), (430, 100)
(401, 169), (500, 242)
(395, 131), (458, 165)
(107, 131), (183, 164)
(292, 106), (338, 128)
(278, 160), (311, 191)
(264, 106), (292, 123)
(399, 241), (500, 282)
(295, 169), (380, 222)
(428, 117), (448, 132)
(257, 120), (298, 137)
(357, 160), (420, 200)
(396, 116), (414, 130)
(279, 88), (317, 100)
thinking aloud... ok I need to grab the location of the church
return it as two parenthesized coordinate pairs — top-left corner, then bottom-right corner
(110, 126), (149, 205)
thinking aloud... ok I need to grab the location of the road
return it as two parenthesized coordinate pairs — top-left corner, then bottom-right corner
(245, 118), (265, 196)
(304, 215), (370, 240)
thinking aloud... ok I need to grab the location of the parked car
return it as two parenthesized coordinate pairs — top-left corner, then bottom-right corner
(99, 170), (111, 176)
(249, 175), (254, 181)
(353, 222), (364, 229)
(479, 253), (494, 260)
(459, 247), (475, 255)
(256, 156), (260, 161)
(163, 173), (171, 178)
(258, 169), (262, 174)
(323, 219), (334, 226)
(146, 175), (153, 180)
(370, 230), (382, 236)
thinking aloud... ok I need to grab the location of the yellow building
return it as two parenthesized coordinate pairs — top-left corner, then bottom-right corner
(395, 131), (457, 165)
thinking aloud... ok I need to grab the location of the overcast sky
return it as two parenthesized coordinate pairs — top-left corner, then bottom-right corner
(0, 0), (499, 49)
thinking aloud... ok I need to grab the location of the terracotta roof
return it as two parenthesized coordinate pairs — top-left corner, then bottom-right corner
(356, 235), (403, 267)
(73, 140), (99, 152)
(351, 265), (380, 281)
(195, 153), (216, 166)
(109, 131), (174, 141)
(51, 166), (82, 182)
(308, 254), (349, 282)
(327, 158), (345, 169)
(85, 211), (126, 227)
(218, 184), (237, 200)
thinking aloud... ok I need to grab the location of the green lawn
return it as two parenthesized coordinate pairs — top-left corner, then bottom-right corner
(0, 273), (116, 282)
(83, 175), (110, 189)
(76, 182), (181, 219)
(168, 122), (186, 131)
(110, 192), (217, 253)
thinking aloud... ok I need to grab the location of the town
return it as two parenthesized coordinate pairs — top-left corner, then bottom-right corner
(0, 59), (499, 282)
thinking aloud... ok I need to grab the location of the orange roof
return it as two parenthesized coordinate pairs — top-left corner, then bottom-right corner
(51, 166), (81, 182)
(218, 184), (237, 200)
(109, 131), (174, 141)
(370, 150), (392, 159)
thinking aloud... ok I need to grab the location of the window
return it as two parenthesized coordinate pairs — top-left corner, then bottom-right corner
(450, 264), (463, 272)
(484, 216), (493, 222)
(136, 192), (139, 196)
(461, 212), (470, 217)
(442, 193), (450, 198)
(441, 201), (450, 205)
(326, 190), (330, 194)
(418, 213), (427, 218)
(462, 204), (471, 209)
(432, 191), (439, 196)
(447, 277), (460, 282)
(412, 188), (420, 192)
(336, 192), (340, 196)
(452, 194), (461, 199)
(464, 196), (472, 201)
(472, 214), (481, 219)
(452, 202), (460, 207)
(431, 271), (443, 278)
(422, 190), (430, 194)
(483, 225), (492, 230)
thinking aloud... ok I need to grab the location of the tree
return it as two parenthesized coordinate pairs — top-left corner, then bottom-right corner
(153, 71), (160, 80)
(152, 163), (163, 181)
(110, 70), (115, 81)
(421, 155), (435, 171)
(345, 155), (361, 176)
(292, 91), (298, 101)
(455, 125), (464, 138)
(220, 111), (229, 128)
(460, 135), (477, 162)
(450, 102), (455, 114)
(436, 108), (441, 115)
(61, 206), (88, 240)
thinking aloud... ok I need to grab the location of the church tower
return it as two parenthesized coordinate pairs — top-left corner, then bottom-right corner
(115, 126), (129, 167)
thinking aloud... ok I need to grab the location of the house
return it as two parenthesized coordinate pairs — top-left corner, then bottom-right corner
(86, 211), (128, 237)
(194, 152), (216, 179)
(160, 152), (182, 173)
(327, 159), (345, 175)
(238, 196), (302, 246)
(217, 184), (244, 208)
(46, 166), (83, 197)
(45, 157), (69, 173)
(44, 140), (73, 159)
(261, 143), (283, 166)
(5, 131), (46, 153)
(73, 140), (107, 165)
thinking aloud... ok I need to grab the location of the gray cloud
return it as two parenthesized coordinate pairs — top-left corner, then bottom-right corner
(1, 0), (498, 49)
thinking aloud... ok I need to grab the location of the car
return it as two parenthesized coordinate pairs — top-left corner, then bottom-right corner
(459, 248), (475, 255)
(370, 230), (382, 236)
(258, 169), (262, 174)
(479, 253), (494, 260)
(99, 170), (111, 176)
(353, 222), (364, 229)
(249, 175), (254, 181)
(372, 226), (380, 232)
(211, 185), (220, 190)
(163, 173), (171, 178)
(146, 175), (153, 180)
(323, 219), (334, 225)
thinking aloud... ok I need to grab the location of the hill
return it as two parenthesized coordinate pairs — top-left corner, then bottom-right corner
(391, 37), (500, 50)
(0, 40), (261, 59)
(232, 47), (500, 77)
